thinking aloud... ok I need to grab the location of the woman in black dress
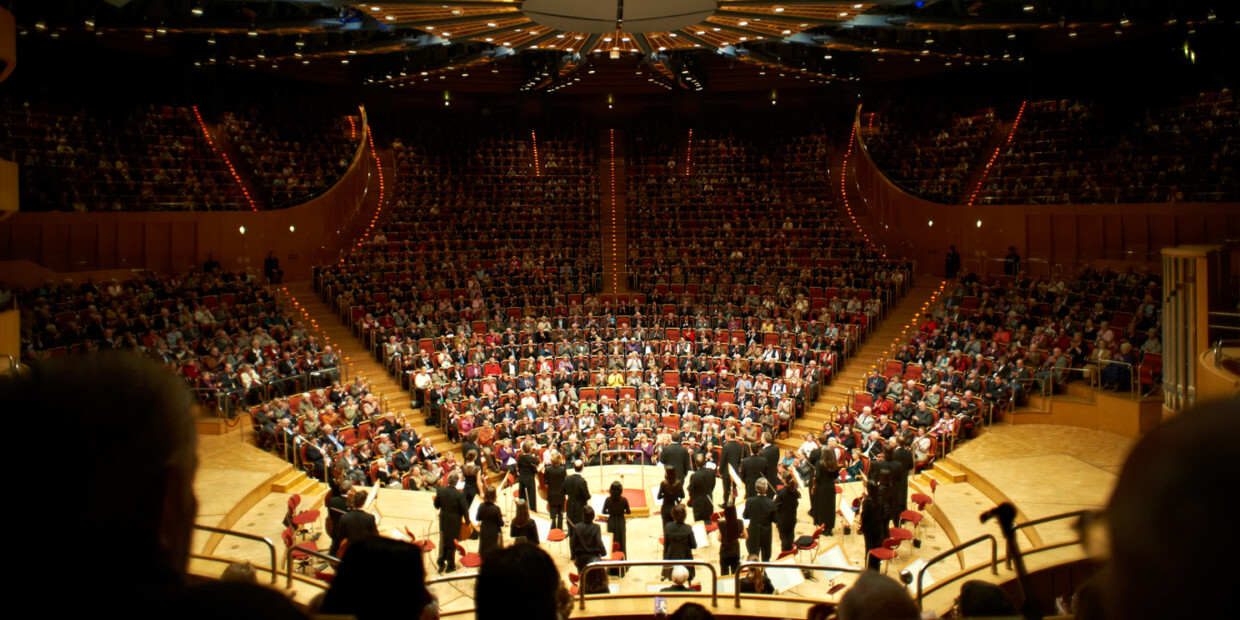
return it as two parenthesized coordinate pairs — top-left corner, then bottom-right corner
(476, 486), (504, 557)
(717, 502), (747, 576)
(657, 466), (683, 526)
(810, 450), (840, 534)
(601, 480), (631, 558)
(860, 481), (889, 571)
(662, 503), (698, 582)
(509, 498), (539, 545)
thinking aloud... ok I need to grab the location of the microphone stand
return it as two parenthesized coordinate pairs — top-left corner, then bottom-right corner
(981, 502), (1041, 620)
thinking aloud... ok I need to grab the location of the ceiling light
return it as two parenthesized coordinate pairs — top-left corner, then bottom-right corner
(386, 15), (395, 21)
(738, 21), (748, 26)
(1007, 32), (1016, 39)
(371, 6), (380, 11)
(774, 6), (785, 12)
(839, 12), (849, 17)
(341, 59), (349, 64)
(486, 22), (497, 27)
(207, 36), (216, 45)
(451, 9), (462, 15)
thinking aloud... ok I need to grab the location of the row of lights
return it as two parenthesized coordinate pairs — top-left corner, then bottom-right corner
(191, 105), (258, 212)
(607, 129), (619, 295)
(530, 130), (542, 177)
(343, 112), (385, 260)
(839, 123), (879, 254)
(965, 100), (1026, 207)
(683, 129), (694, 176)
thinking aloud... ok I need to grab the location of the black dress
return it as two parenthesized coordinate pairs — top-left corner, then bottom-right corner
(602, 495), (631, 557)
(658, 481), (684, 525)
(860, 495), (889, 571)
(810, 469), (839, 531)
(476, 501), (504, 556)
(509, 519), (540, 545)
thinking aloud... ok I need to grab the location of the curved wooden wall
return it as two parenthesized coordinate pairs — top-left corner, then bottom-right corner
(849, 107), (1240, 277)
(0, 108), (377, 282)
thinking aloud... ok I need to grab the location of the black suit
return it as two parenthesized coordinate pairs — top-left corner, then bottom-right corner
(517, 453), (540, 512)
(434, 486), (469, 571)
(740, 455), (768, 499)
(687, 467), (716, 522)
(660, 442), (691, 482)
(331, 509), (378, 556)
(743, 495), (777, 561)
(759, 444), (780, 487)
(570, 521), (606, 571)
(775, 484), (800, 552)
(545, 464), (568, 529)
(719, 441), (744, 500)
(890, 447), (914, 527)
(563, 473), (590, 529)
(326, 494), (350, 553)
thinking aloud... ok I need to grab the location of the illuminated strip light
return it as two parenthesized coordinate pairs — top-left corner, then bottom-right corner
(683, 128), (693, 176)
(192, 105), (258, 212)
(348, 116), (356, 140)
(531, 130), (542, 177)
(839, 123), (879, 254)
(966, 100), (1026, 207)
(342, 114), (385, 261)
(609, 128), (617, 294)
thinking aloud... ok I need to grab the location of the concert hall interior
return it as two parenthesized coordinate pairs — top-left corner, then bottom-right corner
(2, 1), (1238, 619)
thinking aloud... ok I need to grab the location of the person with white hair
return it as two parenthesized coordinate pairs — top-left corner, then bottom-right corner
(660, 565), (694, 592)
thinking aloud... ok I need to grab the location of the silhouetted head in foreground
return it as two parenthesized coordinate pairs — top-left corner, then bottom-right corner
(1105, 398), (1240, 619)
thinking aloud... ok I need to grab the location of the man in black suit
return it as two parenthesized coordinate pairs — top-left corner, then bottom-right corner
(890, 439), (914, 528)
(563, 459), (591, 535)
(326, 480), (353, 554)
(544, 451), (568, 530)
(331, 488), (379, 557)
(516, 440), (540, 513)
(434, 471), (471, 573)
(660, 431), (692, 482)
(687, 453), (716, 522)
(740, 442), (768, 499)
(719, 429), (744, 500)
(743, 479), (777, 561)
(759, 432), (780, 486)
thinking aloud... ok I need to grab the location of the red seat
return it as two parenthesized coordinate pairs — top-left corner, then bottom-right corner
(454, 539), (483, 568)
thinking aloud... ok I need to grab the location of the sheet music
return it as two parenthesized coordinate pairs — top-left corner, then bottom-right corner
(765, 557), (806, 593)
(589, 493), (608, 519)
(691, 521), (710, 548)
(728, 464), (744, 494)
(391, 527), (412, 542)
(530, 514), (553, 542)
(815, 543), (855, 582)
(363, 481), (381, 510)
(791, 468), (807, 497)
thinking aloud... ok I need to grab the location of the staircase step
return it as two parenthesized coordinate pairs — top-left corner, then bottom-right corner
(932, 460), (968, 483)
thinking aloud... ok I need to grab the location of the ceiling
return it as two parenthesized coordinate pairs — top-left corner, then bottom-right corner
(8, 1), (1237, 94)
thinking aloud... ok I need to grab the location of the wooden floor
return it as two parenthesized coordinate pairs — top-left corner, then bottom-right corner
(188, 419), (1134, 616)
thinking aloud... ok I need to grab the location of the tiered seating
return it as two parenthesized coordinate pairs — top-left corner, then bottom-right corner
(0, 99), (246, 211)
(979, 90), (1240, 204)
(872, 267), (1163, 461)
(222, 106), (360, 207)
(14, 271), (346, 415)
(862, 105), (995, 204)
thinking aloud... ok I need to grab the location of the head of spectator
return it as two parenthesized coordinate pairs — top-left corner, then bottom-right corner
(1105, 399), (1239, 619)
(956, 580), (1015, 617)
(670, 564), (690, 587)
(6, 353), (298, 614)
(476, 543), (564, 620)
(320, 537), (431, 620)
(836, 571), (920, 620)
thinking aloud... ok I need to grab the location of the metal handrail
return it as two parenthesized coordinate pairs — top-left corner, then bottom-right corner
(1006, 509), (1093, 570)
(579, 559), (719, 609)
(732, 561), (865, 608)
(191, 524), (279, 585)
(1212, 339), (1240, 369)
(427, 572), (480, 587)
(915, 534), (999, 608)
(284, 541), (340, 589)
(597, 449), (648, 490)
(1095, 358), (1139, 398)
(2, 355), (20, 376)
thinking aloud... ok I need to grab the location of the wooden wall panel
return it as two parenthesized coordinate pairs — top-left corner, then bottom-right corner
(170, 222), (198, 274)
(68, 222), (99, 271)
(1148, 214), (1175, 252)
(116, 222), (145, 269)
(143, 222), (172, 274)
(1050, 215), (1078, 265)
(1122, 214), (1150, 254)
(1102, 215), (1124, 261)
(96, 221), (117, 269)
(40, 222), (69, 272)
(1076, 214), (1103, 261)
(1025, 215), (1053, 261)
